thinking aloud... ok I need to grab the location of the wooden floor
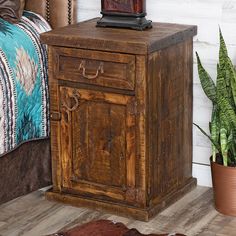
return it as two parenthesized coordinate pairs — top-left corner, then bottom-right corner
(0, 186), (236, 236)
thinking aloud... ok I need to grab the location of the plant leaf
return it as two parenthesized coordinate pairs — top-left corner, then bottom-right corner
(219, 28), (228, 69)
(217, 64), (230, 101)
(193, 123), (221, 152)
(218, 29), (236, 109)
(218, 29), (235, 105)
(219, 112), (229, 166)
(227, 130), (236, 161)
(196, 52), (217, 103)
(211, 105), (220, 162)
(218, 95), (236, 127)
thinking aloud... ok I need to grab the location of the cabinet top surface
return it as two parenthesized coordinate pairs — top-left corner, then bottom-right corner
(41, 18), (197, 55)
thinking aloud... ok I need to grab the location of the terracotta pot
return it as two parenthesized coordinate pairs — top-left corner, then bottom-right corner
(211, 159), (236, 216)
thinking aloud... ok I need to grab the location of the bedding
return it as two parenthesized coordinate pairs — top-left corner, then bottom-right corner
(0, 11), (51, 156)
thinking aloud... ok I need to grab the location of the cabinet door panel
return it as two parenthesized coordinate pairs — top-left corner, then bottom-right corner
(60, 86), (136, 202)
(72, 101), (126, 187)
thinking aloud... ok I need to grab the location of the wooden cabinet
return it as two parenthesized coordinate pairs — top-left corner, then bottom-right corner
(41, 18), (197, 221)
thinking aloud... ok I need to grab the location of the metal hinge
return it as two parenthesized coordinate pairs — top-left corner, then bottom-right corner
(129, 100), (138, 115)
(134, 101), (138, 115)
(148, 184), (151, 196)
(50, 111), (61, 121)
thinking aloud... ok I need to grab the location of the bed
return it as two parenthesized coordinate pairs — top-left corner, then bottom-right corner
(0, 0), (79, 205)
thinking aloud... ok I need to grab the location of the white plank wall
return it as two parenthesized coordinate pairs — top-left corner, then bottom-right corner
(77, 1), (236, 187)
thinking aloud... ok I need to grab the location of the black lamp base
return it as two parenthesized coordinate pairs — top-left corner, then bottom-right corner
(97, 14), (152, 31)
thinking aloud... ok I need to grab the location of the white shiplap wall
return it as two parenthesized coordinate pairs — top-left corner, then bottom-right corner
(77, 1), (236, 187)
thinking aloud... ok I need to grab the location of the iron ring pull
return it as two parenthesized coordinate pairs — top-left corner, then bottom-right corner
(62, 93), (80, 112)
(78, 60), (104, 80)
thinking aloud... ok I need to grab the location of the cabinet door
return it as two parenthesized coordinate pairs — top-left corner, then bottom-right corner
(59, 86), (136, 203)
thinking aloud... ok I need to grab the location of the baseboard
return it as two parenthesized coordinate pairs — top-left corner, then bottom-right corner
(45, 178), (196, 221)
(193, 163), (212, 187)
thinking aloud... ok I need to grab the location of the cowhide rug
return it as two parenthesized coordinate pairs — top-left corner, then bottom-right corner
(48, 220), (186, 236)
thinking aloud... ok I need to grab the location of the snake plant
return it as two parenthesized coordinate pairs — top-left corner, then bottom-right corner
(195, 29), (236, 167)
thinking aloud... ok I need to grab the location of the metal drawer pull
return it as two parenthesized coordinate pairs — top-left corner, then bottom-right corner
(79, 60), (104, 80)
(62, 93), (80, 112)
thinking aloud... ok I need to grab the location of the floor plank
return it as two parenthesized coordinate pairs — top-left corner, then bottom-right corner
(0, 187), (235, 236)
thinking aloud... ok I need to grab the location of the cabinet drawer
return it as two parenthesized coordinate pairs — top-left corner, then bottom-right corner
(51, 47), (135, 90)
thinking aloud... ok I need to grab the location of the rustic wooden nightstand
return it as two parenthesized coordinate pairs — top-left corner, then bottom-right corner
(41, 18), (197, 221)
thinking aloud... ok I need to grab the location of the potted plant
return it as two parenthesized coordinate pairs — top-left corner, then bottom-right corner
(195, 29), (236, 216)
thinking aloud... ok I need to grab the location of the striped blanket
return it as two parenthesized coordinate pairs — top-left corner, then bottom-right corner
(0, 11), (51, 156)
